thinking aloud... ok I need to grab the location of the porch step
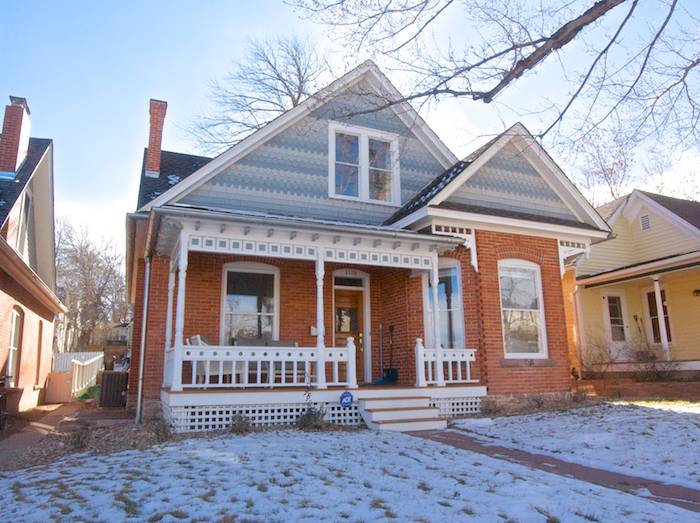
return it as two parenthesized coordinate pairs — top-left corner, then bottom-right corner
(360, 396), (430, 410)
(370, 417), (447, 432)
(359, 396), (446, 432)
(363, 406), (441, 422)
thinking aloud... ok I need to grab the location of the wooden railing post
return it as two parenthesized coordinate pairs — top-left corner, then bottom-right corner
(415, 338), (427, 387)
(346, 336), (358, 389)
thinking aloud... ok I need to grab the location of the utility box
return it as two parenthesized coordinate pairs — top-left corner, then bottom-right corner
(99, 371), (129, 407)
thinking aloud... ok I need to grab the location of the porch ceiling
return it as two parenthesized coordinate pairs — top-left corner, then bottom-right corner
(150, 205), (462, 270)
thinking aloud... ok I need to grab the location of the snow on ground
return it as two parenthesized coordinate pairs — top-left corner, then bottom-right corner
(1, 429), (694, 522)
(454, 401), (700, 487)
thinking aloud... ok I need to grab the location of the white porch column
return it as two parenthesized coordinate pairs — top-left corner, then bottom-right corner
(162, 266), (176, 387)
(164, 267), (175, 351)
(315, 253), (327, 389)
(652, 276), (671, 359)
(415, 338), (427, 387)
(430, 260), (446, 386)
(346, 336), (358, 388)
(172, 235), (188, 391)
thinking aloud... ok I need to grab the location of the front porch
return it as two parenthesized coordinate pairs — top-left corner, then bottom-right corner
(150, 208), (484, 430)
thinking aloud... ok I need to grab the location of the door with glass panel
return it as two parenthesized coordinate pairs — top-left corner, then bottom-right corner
(602, 292), (630, 359)
(335, 290), (364, 382)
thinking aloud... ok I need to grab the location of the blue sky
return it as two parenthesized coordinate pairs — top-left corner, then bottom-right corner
(2, 1), (329, 248)
(3, 1), (696, 252)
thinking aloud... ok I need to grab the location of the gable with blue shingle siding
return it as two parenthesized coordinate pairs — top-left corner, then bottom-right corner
(445, 142), (578, 221)
(178, 86), (447, 225)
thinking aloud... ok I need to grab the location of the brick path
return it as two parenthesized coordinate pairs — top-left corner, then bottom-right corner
(410, 429), (700, 513)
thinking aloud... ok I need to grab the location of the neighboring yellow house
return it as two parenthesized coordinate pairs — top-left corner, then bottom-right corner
(570, 190), (700, 374)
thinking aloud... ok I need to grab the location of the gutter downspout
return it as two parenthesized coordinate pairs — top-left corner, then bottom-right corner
(135, 256), (152, 425)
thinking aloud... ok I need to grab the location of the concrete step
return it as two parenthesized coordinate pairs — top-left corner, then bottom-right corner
(370, 417), (447, 432)
(360, 396), (431, 410)
(363, 406), (441, 422)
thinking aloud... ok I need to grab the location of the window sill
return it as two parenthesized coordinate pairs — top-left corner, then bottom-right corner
(500, 358), (556, 368)
(328, 194), (400, 207)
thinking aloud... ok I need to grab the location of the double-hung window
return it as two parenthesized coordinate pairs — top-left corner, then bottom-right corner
(221, 263), (279, 345)
(498, 259), (548, 358)
(7, 307), (23, 387)
(425, 260), (465, 349)
(329, 122), (400, 205)
(646, 289), (672, 344)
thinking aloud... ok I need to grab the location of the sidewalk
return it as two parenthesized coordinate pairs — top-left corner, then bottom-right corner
(0, 403), (81, 463)
(411, 429), (700, 513)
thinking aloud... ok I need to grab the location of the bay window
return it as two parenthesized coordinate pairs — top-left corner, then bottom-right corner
(329, 121), (400, 205)
(425, 259), (465, 349)
(221, 263), (279, 345)
(498, 259), (548, 358)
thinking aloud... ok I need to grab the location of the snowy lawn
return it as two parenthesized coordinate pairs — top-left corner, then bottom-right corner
(2, 429), (695, 522)
(454, 401), (700, 488)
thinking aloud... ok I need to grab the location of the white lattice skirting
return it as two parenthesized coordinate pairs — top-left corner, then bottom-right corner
(430, 397), (481, 418)
(165, 402), (361, 433)
(162, 386), (486, 433)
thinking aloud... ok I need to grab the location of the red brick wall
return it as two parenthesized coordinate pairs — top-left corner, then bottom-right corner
(0, 268), (56, 413)
(474, 230), (571, 395)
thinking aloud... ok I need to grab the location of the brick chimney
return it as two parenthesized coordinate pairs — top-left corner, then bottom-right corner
(0, 96), (31, 177)
(145, 99), (167, 178)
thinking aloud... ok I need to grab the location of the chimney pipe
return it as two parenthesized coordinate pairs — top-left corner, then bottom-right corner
(0, 96), (31, 177)
(145, 99), (167, 178)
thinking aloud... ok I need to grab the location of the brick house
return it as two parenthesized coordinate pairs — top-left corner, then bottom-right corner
(0, 97), (65, 413)
(126, 62), (610, 432)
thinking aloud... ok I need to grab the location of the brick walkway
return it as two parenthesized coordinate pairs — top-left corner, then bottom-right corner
(411, 429), (700, 513)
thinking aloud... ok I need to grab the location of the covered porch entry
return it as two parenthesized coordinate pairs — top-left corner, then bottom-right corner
(147, 207), (483, 430)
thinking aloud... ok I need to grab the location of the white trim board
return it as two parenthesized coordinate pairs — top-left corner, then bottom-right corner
(140, 61), (457, 212)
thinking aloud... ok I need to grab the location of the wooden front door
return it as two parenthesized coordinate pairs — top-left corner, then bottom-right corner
(334, 290), (365, 383)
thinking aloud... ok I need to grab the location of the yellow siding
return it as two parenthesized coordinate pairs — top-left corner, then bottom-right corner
(579, 204), (700, 276)
(578, 269), (700, 362)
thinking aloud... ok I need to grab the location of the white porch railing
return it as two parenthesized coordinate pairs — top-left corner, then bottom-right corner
(70, 355), (104, 396)
(415, 338), (478, 387)
(166, 337), (357, 390)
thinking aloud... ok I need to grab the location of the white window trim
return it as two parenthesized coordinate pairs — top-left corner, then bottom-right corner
(497, 258), (548, 359)
(641, 285), (674, 347)
(421, 258), (466, 349)
(601, 290), (631, 355)
(219, 261), (280, 345)
(328, 121), (401, 206)
(332, 268), (372, 383)
(7, 307), (22, 388)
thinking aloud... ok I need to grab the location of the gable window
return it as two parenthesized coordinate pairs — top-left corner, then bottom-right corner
(646, 289), (672, 344)
(498, 259), (547, 358)
(424, 259), (465, 349)
(329, 122), (400, 205)
(7, 307), (23, 387)
(221, 263), (279, 345)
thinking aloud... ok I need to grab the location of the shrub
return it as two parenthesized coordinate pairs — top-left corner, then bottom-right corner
(296, 406), (326, 431)
(229, 415), (252, 435)
(68, 426), (91, 451)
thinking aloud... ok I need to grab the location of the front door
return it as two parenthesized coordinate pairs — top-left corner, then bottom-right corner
(602, 292), (630, 360)
(334, 290), (364, 382)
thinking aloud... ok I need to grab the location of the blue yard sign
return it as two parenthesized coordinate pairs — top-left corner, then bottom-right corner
(339, 391), (353, 408)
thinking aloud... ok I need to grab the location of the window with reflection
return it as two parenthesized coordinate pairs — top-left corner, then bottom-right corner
(498, 260), (547, 357)
(224, 270), (275, 343)
(426, 261), (465, 349)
